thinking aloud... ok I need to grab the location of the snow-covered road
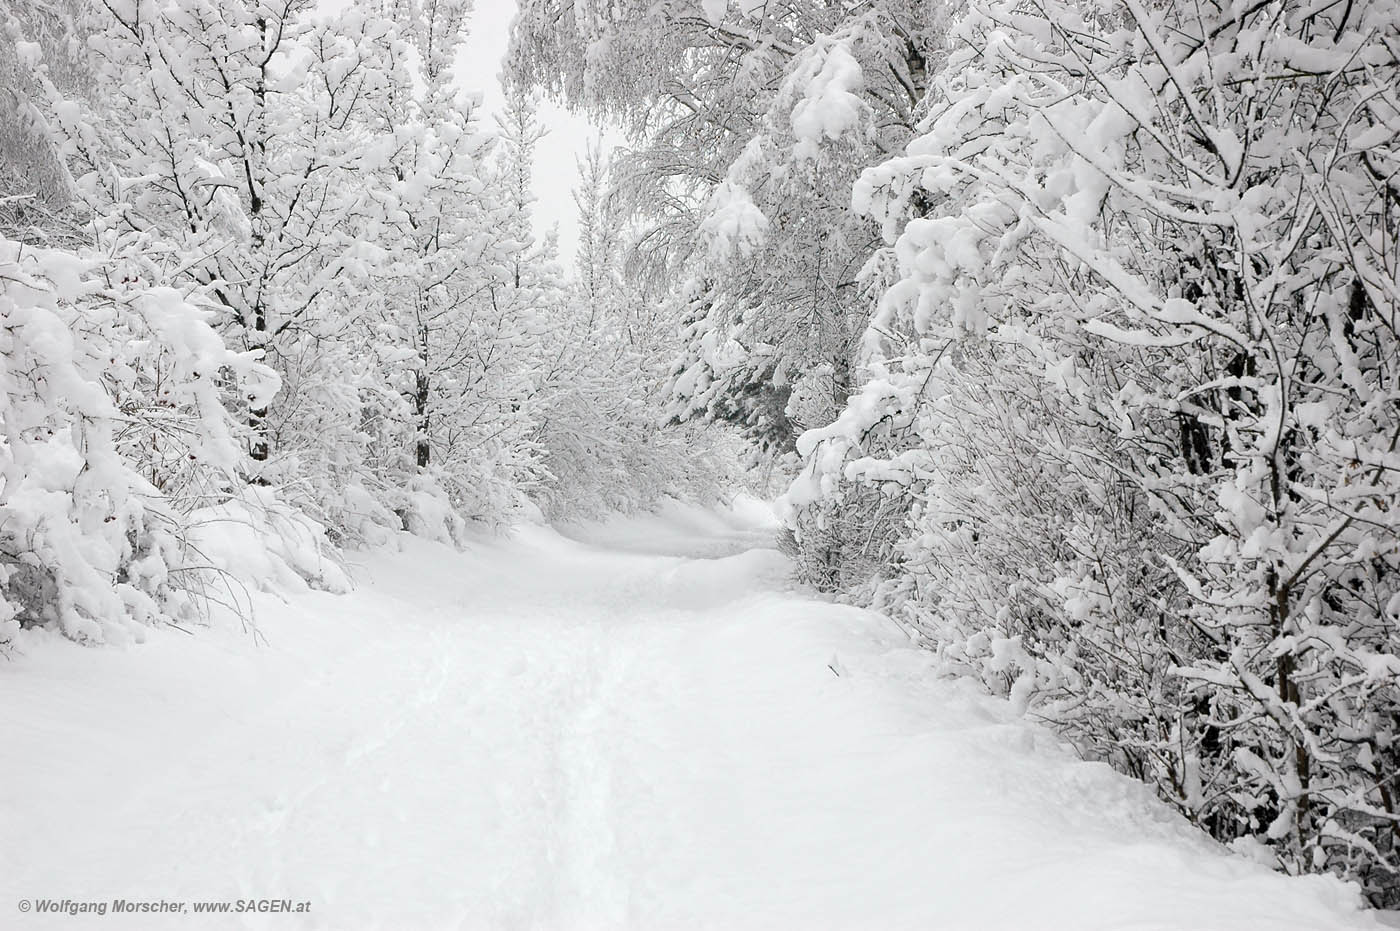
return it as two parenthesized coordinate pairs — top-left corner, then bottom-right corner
(1, 503), (1384, 929)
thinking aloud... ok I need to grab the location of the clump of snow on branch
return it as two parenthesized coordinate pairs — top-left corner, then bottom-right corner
(785, 37), (869, 162)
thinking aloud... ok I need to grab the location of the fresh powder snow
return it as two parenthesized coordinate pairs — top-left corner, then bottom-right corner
(0, 500), (1382, 929)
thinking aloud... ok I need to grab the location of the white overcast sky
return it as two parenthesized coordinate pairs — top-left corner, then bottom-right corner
(456, 0), (595, 265)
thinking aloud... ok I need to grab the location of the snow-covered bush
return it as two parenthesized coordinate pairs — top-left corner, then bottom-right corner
(789, 0), (1400, 900)
(0, 236), (276, 644)
(186, 486), (349, 598)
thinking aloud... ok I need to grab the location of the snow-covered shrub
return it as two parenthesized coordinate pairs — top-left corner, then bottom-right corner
(0, 236), (276, 643)
(186, 486), (349, 598)
(788, 0), (1400, 901)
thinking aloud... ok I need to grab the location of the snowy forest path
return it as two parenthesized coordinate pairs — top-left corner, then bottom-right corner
(0, 504), (1383, 930)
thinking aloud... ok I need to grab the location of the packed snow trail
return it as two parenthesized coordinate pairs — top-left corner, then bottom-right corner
(1, 502), (1384, 930)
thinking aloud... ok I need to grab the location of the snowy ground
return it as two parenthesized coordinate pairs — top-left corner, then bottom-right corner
(1, 499), (1385, 930)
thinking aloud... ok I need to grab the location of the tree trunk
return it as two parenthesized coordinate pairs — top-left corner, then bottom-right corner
(415, 368), (430, 469)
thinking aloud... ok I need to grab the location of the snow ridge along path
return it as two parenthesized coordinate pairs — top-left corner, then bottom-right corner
(1, 501), (1384, 930)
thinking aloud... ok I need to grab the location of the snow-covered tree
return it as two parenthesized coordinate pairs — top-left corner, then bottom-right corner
(42, 0), (408, 475)
(345, 7), (545, 537)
